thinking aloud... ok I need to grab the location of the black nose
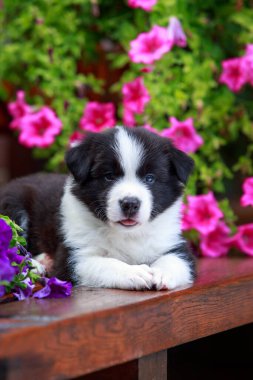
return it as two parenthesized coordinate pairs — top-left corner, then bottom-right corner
(119, 197), (141, 217)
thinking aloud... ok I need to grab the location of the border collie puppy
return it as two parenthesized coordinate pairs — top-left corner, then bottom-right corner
(0, 126), (195, 290)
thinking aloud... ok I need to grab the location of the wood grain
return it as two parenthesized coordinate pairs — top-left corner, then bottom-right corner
(0, 258), (253, 380)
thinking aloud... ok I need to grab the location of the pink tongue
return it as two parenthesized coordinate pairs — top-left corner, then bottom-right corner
(120, 219), (137, 226)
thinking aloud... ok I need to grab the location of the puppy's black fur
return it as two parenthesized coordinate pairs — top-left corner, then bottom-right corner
(0, 173), (66, 256)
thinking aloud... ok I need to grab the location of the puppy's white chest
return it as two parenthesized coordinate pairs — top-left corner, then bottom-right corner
(101, 234), (161, 265)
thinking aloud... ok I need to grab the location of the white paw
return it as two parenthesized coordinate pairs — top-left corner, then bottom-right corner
(151, 268), (169, 290)
(30, 258), (46, 276)
(120, 264), (154, 290)
(33, 253), (53, 274)
(151, 267), (193, 291)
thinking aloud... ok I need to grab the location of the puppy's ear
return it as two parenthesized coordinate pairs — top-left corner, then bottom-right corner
(65, 139), (92, 184)
(169, 145), (194, 184)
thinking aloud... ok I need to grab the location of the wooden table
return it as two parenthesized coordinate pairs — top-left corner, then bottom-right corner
(1, 257), (253, 380)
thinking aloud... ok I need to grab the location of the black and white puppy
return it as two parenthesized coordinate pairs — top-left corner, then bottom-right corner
(0, 126), (195, 290)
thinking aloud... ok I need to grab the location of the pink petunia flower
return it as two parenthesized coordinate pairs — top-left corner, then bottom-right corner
(182, 192), (223, 235)
(232, 224), (253, 256)
(240, 177), (253, 207)
(127, 0), (157, 12)
(161, 117), (203, 153)
(140, 65), (154, 73)
(142, 124), (158, 134)
(122, 103), (136, 127)
(245, 44), (253, 56)
(243, 44), (253, 86)
(167, 17), (187, 49)
(200, 222), (232, 258)
(80, 101), (116, 132)
(219, 57), (248, 92)
(69, 131), (85, 147)
(181, 203), (193, 231)
(8, 91), (32, 130)
(122, 77), (150, 114)
(18, 106), (62, 148)
(129, 25), (171, 65)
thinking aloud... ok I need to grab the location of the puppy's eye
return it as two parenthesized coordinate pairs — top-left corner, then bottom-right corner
(144, 173), (156, 184)
(104, 173), (116, 182)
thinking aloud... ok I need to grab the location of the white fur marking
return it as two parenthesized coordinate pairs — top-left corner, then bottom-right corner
(114, 127), (144, 176)
(106, 127), (153, 225)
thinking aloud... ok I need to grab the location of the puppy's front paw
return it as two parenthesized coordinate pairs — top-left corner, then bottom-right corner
(121, 264), (154, 290)
(151, 267), (193, 291)
(152, 268), (169, 290)
(29, 258), (46, 276)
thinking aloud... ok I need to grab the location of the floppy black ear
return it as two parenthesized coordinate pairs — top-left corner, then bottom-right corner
(170, 146), (194, 184)
(65, 140), (91, 184)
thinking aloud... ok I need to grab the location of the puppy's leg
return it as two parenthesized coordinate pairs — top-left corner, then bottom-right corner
(75, 256), (154, 290)
(151, 249), (195, 290)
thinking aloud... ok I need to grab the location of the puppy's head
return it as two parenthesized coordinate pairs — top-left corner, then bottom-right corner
(65, 126), (194, 230)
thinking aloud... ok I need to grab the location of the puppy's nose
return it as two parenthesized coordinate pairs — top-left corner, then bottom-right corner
(119, 197), (141, 217)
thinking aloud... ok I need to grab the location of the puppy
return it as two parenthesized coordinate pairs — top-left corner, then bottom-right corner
(0, 126), (195, 290)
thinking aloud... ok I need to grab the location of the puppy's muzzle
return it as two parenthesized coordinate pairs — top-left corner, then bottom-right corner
(119, 197), (141, 218)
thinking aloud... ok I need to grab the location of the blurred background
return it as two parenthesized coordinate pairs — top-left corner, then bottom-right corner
(1, 0), (253, 228)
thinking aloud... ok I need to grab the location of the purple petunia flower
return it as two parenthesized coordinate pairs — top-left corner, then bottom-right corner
(0, 285), (5, 297)
(33, 277), (72, 299)
(13, 277), (35, 300)
(0, 256), (16, 282)
(0, 219), (12, 254)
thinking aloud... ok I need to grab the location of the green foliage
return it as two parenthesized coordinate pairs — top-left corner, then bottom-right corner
(1, 0), (253, 226)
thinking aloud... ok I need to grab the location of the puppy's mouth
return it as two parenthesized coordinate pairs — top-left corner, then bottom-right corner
(118, 219), (139, 227)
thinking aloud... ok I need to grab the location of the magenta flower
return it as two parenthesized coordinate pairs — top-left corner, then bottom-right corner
(181, 203), (192, 231)
(167, 17), (187, 49)
(245, 44), (253, 56)
(200, 222), (232, 258)
(33, 277), (72, 299)
(243, 44), (253, 86)
(123, 106), (136, 127)
(18, 106), (62, 148)
(140, 65), (154, 73)
(232, 224), (253, 256)
(127, 0), (157, 11)
(142, 124), (158, 134)
(69, 131), (85, 147)
(161, 117), (203, 153)
(182, 192), (223, 235)
(129, 25), (171, 65)
(8, 91), (32, 130)
(122, 77), (150, 114)
(80, 101), (116, 132)
(240, 177), (253, 207)
(219, 57), (248, 92)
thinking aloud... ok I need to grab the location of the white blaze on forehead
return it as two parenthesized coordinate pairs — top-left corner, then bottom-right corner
(106, 126), (152, 226)
(114, 127), (144, 176)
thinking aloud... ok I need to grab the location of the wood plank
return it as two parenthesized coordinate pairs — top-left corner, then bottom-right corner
(0, 258), (253, 380)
